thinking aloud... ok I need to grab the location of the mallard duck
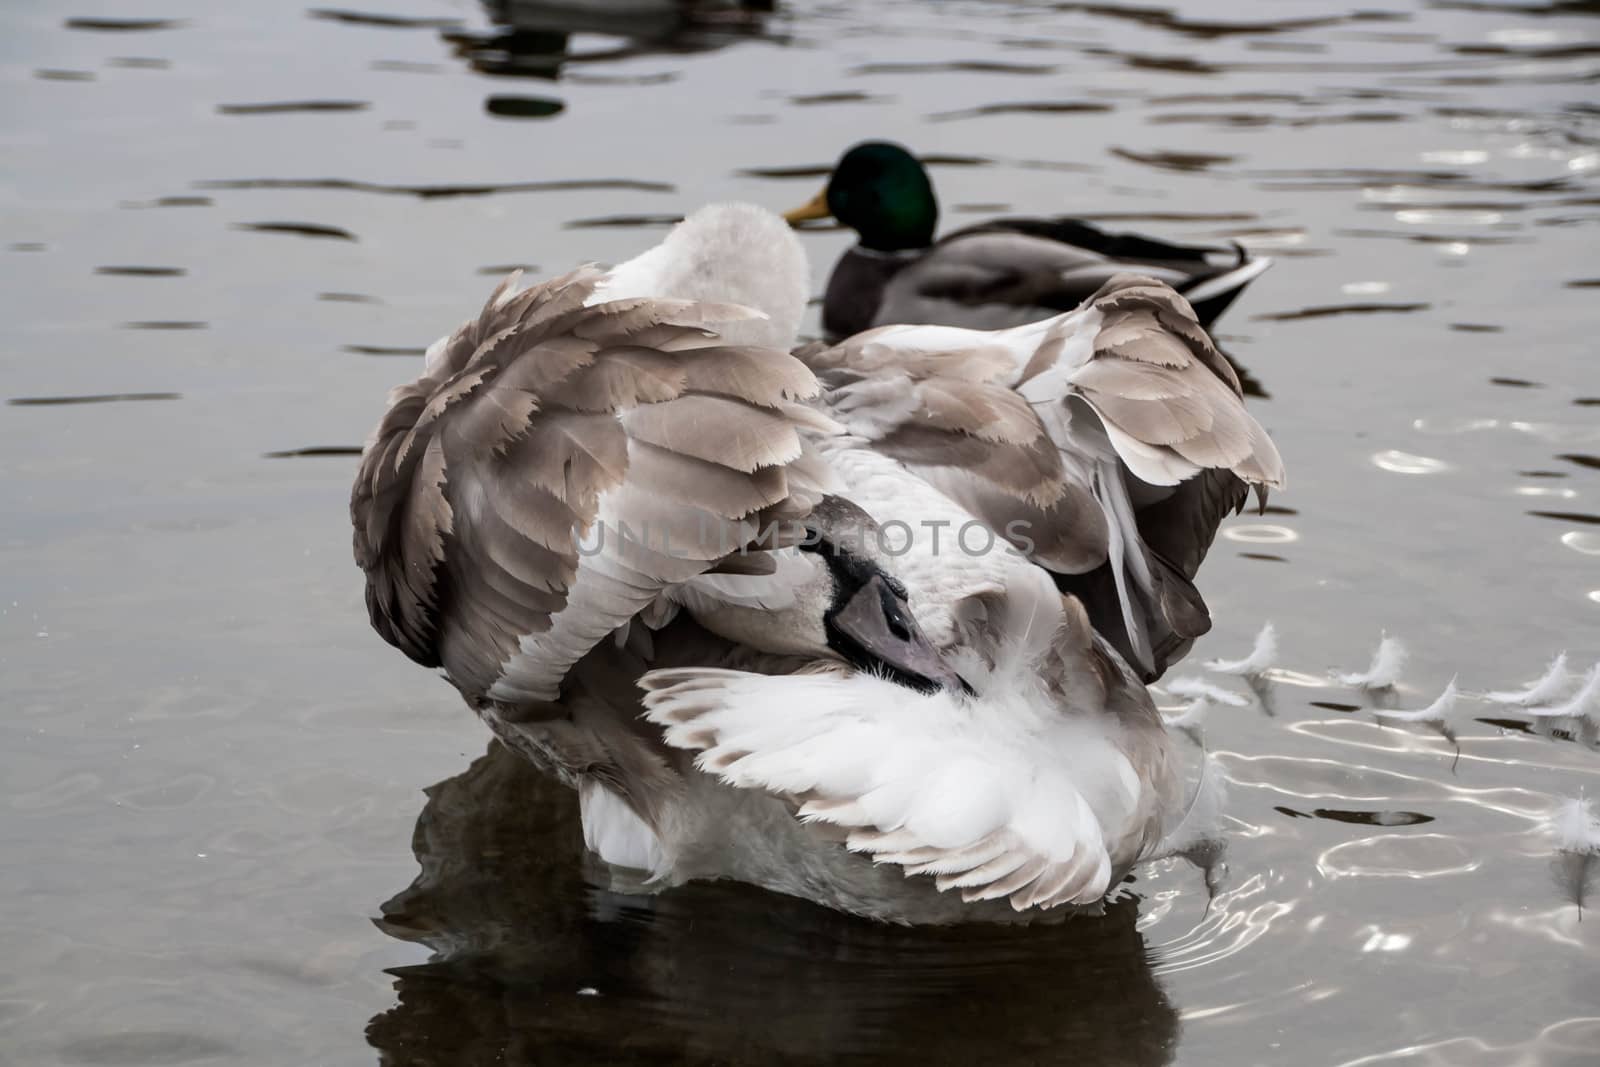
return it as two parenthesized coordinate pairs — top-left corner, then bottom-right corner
(784, 140), (1272, 340)
(351, 203), (1281, 922)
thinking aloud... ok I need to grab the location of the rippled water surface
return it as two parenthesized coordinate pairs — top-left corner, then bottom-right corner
(3, 1), (1597, 1064)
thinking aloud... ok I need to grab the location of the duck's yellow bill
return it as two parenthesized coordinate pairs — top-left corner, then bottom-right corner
(782, 188), (832, 226)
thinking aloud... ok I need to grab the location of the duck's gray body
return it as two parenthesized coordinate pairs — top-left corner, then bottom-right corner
(822, 218), (1270, 340)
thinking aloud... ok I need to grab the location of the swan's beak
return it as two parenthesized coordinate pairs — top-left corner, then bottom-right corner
(783, 188), (832, 226)
(832, 575), (969, 695)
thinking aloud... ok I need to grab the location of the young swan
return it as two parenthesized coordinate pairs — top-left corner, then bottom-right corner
(640, 564), (1180, 916)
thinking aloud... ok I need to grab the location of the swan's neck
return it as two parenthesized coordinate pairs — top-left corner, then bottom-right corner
(594, 202), (809, 351)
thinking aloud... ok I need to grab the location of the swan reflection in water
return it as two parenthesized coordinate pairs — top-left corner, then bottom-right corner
(369, 742), (1179, 1065)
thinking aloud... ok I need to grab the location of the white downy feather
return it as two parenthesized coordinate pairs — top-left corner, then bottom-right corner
(1548, 794), (1600, 917)
(1161, 697), (1210, 747)
(1523, 662), (1600, 721)
(1333, 634), (1407, 689)
(1551, 795), (1600, 853)
(1150, 753), (1230, 903)
(1375, 677), (1460, 725)
(1165, 676), (1250, 708)
(949, 565), (1068, 691)
(1205, 622), (1277, 677)
(1162, 698), (1209, 729)
(1485, 652), (1573, 706)
(636, 586), (1148, 913)
(1153, 752), (1228, 859)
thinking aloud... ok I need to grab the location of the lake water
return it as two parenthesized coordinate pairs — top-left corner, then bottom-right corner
(2, 0), (1597, 1064)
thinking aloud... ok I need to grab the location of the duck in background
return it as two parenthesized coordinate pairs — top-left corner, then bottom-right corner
(785, 141), (1271, 340)
(446, 0), (774, 80)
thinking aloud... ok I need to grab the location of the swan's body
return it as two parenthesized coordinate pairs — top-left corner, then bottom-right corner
(352, 203), (1280, 922)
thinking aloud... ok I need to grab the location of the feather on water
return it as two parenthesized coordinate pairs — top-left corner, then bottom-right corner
(1333, 634), (1408, 689)
(1548, 795), (1600, 917)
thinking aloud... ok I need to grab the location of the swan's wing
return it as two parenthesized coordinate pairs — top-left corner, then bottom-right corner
(639, 666), (1119, 911)
(799, 329), (1109, 577)
(801, 275), (1283, 679)
(352, 267), (835, 707)
(1047, 277), (1283, 493)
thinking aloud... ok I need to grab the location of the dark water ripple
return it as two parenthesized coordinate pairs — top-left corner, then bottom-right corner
(928, 100), (1115, 121)
(10, 392), (180, 406)
(95, 265), (186, 277)
(264, 446), (363, 458)
(563, 213), (683, 229)
(307, 8), (462, 30)
(217, 100), (370, 115)
(64, 17), (186, 32)
(233, 221), (357, 240)
(1254, 302), (1433, 321)
(849, 60), (1058, 75)
(199, 176), (675, 198)
(343, 344), (424, 356)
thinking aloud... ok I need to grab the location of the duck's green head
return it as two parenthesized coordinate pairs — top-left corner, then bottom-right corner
(784, 141), (938, 252)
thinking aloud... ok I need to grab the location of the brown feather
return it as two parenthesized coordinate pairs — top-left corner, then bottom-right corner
(542, 346), (687, 412)
(626, 442), (791, 520)
(681, 346), (821, 405)
(875, 425), (1066, 509)
(622, 395), (803, 473)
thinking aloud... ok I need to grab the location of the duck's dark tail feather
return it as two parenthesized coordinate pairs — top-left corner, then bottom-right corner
(1180, 252), (1273, 328)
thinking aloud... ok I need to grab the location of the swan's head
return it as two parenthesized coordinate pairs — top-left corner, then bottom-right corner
(805, 540), (968, 696)
(594, 202), (810, 351)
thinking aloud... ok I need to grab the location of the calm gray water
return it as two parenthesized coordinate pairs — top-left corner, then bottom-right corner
(3, 1), (1597, 1064)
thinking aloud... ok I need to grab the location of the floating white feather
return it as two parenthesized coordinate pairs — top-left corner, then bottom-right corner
(1205, 622), (1277, 677)
(1551, 795), (1600, 853)
(1161, 697), (1211, 747)
(1523, 662), (1600, 721)
(1332, 633), (1407, 689)
(1374, 677), (1459, 724)
(1548, 793), (1600, 917)
(1155, 752), (1228, 854)
(1485, 651), (1573, 706)
(1152, 753), (1230, 900)
(1165, 676), (1250, 708)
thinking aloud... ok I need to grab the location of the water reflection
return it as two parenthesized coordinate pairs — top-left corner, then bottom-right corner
(370, 744), (1180, 1066)
(444, 0), (777, 82)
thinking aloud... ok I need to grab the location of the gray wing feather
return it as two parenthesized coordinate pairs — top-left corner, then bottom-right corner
(352, 267), (828, 707)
